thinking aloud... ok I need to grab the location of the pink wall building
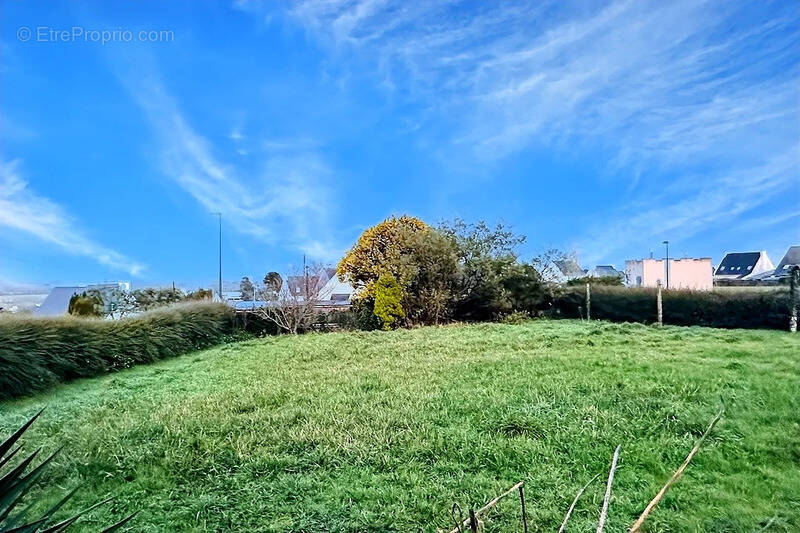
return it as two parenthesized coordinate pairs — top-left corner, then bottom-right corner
(625, 258), (713, 290)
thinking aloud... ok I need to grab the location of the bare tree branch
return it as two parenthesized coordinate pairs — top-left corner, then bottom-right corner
(256, 264), (331, 334)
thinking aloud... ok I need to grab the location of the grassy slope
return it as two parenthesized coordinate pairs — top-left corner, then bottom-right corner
(1, 320), (798, 532)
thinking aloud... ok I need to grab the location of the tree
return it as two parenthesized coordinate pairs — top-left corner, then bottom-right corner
(186, 288), (213, 301)
(439, 219), (531, 321)
(338, 215), (459, 325)
(240, 277), (255, 301)
(503, 262), (550, 315)
(403, 228), (458, 324)
(132, 288), (184, 311)
(373, 273), (405, 330)
(68, 291), (102, 317)
(531, 248), (576, 284)
(438, 218), (526, 264)
(256, 264), (328, 334)
(263, 272), (283, 300)
(337, 215), (428, 296)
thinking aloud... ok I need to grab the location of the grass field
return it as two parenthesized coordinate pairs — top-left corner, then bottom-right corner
(1, 320), (799, 531)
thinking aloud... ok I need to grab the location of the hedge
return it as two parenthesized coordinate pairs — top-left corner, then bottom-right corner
(552, 286), (793, 330)
(0, 302), (236, 400)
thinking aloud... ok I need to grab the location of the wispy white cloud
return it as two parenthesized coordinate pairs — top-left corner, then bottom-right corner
(573, 148), (800, 265)
(266, 0), (799, 262)
(0, 160), (145, 275)
(117, 67), (341, 261)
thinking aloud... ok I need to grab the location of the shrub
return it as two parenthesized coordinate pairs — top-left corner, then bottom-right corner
(0, 302), (235, 399)
(373, 274), (405, 330)
(553, 286), (792, 329)
(67, 291), (102, 317)
(566, 275), (623, 287)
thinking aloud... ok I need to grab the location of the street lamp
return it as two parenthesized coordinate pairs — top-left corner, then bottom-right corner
(213, 212), (222, 300)
(662, 240), (670, 290)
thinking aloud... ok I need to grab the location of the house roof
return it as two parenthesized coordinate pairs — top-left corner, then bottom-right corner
(774, 245), (800, 273)
(34, 286), (84, 316)
(318, 275), (355, 302)
(593, 265), (622, 278)
(715, 252), (761, 278)
(554, 259), (587, 279)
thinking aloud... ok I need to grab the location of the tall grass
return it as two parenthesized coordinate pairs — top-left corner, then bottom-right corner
(0, 321), (797, 531)
(553, 286), (792, 329)
(0, 302), (235, 399)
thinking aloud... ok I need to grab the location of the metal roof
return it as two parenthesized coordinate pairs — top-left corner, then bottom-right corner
(773, 245), (800, 274)
(34, 286), (83, 316)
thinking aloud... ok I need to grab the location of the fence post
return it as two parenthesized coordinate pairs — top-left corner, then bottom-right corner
(790, 267), (799, 333)
(519, 484), (528, 533)
(656, 280), (663, 326)
(468, 509), (479, 533)
(586, 283), (591, 321)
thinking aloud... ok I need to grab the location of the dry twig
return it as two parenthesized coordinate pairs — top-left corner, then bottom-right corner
(445, 481), (524, 533)
(558, 473), (600, 533)
(596, 444), (621, 533)
(628, 407), (724, 532)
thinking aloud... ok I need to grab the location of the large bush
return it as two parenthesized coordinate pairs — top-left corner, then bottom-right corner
(338, 215), (459, 325)
(553, 286), (792, 329)
(440, 219), (551, 321)
(0, 302), (235, 399)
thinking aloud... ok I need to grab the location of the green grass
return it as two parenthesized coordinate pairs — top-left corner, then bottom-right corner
(1, 320), (799, 532)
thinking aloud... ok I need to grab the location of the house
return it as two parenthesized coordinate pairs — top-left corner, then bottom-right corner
(316, 275), (356, 306)
(33, 284), (120, 316)
(625, 257), (713, 290)
(768, 245), (800, 280)
(714, 251), (774, 281)
(590, 265), (623, 280)
(35, 286), (85, 316)
(229, 272), (354, 312)
(286, 269), (334, 298)
(551, 259), (588, 283)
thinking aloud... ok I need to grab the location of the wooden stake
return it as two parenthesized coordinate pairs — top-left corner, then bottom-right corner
(596, 445), (621, 533)
(468, 509), (479, 533)
(656, 280), (663, 326)
(558, 474), (600, 533)
(586, 283), (591, 321)
(629, 408), (724, 532)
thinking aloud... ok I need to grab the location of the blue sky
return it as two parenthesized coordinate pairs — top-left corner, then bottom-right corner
(1, 0), (798, 289)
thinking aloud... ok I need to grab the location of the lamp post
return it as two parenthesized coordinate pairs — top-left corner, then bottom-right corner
(213, 212), (222, 300)
(662, 240), (670, 290)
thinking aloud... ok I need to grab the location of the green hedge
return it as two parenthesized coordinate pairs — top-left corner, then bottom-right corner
(553, 286), (793, 330)
(0, 302), (235, 400)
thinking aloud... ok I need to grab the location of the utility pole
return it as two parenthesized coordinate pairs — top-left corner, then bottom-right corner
(662, 240), (670, 290)
(790, 266), (798, 333)
(213, 212), (222, 300)
(303, 254), (308, 297)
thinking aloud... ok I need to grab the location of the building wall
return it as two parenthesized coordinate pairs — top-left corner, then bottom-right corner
(624, 260), (644, 286)
(742, 252), (774, 280)
(625, 258), (712, 290)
